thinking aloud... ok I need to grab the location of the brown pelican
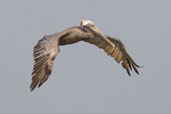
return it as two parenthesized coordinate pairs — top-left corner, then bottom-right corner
(30, 20), (141, 91)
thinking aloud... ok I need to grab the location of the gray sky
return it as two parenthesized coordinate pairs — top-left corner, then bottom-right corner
(0, 0), (171, 114)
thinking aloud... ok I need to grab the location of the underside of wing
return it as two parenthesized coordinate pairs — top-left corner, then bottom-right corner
(84, 35), (141, 76)
(30, 35), (59, 91)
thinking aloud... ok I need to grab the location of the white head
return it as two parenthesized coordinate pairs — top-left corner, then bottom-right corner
(80, 20), (95, 28)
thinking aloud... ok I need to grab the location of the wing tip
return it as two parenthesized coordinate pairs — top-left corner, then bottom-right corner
(30, 82), (44, 92)
(30, 77), (40, 92)
(122, 59), (143, 76)
(30, 85), (35, 92)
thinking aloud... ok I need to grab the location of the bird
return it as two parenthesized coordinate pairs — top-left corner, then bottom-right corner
(30, 20), (141, 91)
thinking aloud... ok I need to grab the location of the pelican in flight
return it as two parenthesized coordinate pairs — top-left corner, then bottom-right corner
(30, 20), (141, 91)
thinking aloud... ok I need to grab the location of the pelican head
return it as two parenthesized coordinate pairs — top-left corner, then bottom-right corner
(80, 20), (95, 29)
(80, 20), (115, 48)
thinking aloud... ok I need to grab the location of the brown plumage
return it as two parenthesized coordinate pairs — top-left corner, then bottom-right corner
(30, 20), (141, 91)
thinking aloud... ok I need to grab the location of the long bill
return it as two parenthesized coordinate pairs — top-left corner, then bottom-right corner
(85, 25), (115, 48)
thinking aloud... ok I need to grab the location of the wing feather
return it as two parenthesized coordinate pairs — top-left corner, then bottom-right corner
(84, 35), (141, 76)
(30, 35), (59, 91)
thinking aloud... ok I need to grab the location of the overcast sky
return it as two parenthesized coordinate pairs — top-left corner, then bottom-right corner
(0, 0), (171, 114)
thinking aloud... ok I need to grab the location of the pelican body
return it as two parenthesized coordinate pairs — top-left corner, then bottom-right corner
(30, 20), (141, 91)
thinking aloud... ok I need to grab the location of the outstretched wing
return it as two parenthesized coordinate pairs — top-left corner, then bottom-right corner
(30, 35), (59, 91)
(84, 35), (141, 76)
